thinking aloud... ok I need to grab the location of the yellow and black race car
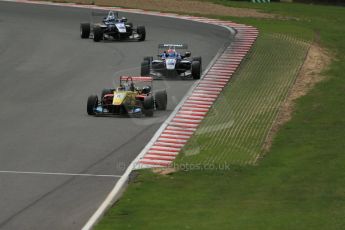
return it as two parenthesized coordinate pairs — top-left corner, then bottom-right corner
(87, 76), (167, 117)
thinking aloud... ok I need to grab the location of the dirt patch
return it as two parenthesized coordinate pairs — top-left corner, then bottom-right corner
(261, 43), (332, 153)
(48, 0), (273, 18)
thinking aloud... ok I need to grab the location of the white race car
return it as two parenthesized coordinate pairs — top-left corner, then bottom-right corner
(141, 44), (202, 79)
(80, 11), (146, 42)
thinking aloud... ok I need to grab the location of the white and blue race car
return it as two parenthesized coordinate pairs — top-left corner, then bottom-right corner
(80, 11), (146, 42)
(141, 44), (202, 79)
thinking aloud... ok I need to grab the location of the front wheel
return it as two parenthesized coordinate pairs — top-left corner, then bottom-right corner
(155, 90), (167, 110)
(142, 95), (154, 117)
(87, 95), (98, 115)
(93, 26), (103, 42)
(192, 56), (202, 67)
(137, 26), (146, 41)
(80, 23), (90, 38)
(191, 61), (201, 79)
(141, 60), (150, 76)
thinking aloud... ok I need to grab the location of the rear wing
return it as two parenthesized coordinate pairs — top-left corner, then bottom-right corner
(158, 44), (188, 49)
(120, 76), (153, 83)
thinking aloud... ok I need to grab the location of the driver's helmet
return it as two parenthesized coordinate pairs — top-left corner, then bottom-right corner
(142, 85), (151, 94)
(122, 83), (131, 91)
(167, 49), (175, 57)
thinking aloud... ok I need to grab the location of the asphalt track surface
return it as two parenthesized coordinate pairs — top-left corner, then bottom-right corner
(0, 2), (231, 229)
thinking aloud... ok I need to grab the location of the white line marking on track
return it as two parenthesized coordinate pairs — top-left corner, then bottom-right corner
(0, 170), (122, 178)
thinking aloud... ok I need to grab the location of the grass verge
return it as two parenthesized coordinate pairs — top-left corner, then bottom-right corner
(177, 34), (309, 166)
(75, 1), (345, 229)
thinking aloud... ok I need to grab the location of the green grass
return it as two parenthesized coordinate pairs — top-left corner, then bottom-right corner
(97, 166), (345, 230)
(177, 34), (309, 166)
(96, 2), (345, 230)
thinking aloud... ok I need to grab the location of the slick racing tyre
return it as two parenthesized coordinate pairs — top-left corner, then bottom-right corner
(141, 60), (150, 76)
(137, 26), (146, 41)
(93, 26), (103, 42)
(80, 23), (90, 39)
(192, 56), (202, 67)
(143, 95), (154, 117)
(155, 90), (167, 110)
(191, 60), (201, 79)
(87, 95), (98, 115)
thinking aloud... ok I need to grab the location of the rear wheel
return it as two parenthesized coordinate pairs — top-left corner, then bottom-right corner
(87, 95), (98, 115)
(137, 26), (146, 41)
(155, 90), (167, 110)
(141, 60), (150, 76)
(80, 23), (90, 38)
(191, 61), (201, 79)
(93, 26), (103, 42)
